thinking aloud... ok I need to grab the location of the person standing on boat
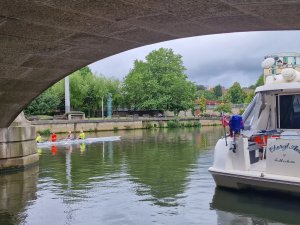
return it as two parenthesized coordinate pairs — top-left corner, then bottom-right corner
(51, 132), (57, 142)
(78, 130), (85, 139)
(229, 115), (244, 152)
(66, 131), (74, 140)
(229, 115), (244, 137)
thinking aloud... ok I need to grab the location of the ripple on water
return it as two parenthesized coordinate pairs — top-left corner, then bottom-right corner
(2, 128), (299, 225)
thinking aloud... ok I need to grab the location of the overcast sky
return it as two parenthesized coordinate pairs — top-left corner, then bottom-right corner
(89, 31), (300, 88)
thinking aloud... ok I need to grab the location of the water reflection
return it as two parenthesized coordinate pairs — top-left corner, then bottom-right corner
(0, 166), (38, 225)
(7, 127), (300, 225)
(211, 188), (300, 225)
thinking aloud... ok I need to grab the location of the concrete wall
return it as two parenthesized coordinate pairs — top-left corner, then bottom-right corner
(33, 120), (143, 133)
(33, 118), (221, 134)
(165, 108), (244, 117)
(0, 113), (38, 172)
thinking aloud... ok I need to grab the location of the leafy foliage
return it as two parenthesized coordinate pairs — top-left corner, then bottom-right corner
(196, 89), (216, 100)
(199, 95), (206, 115)
(255, 75), (264, 87)
(25, 80), (64, 115)
(123, 48), (196, 115)
(214, 102), (232, 113)
(245, 90), (255, 104)
(225, 82), (247, 104)
(213, 84), (223, 98)
(25, 67), (122, 116)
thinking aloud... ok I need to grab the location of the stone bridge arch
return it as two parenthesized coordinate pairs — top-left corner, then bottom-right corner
(1, 0), (299, 128)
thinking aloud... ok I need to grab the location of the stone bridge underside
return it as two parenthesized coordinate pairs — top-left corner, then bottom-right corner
(1, 0), (300, 127)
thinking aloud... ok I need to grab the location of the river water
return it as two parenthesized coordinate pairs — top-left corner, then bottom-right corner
(1, 127), (300, 225)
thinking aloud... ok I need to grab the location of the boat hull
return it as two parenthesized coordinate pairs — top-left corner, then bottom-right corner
(209, 168), (300, 195)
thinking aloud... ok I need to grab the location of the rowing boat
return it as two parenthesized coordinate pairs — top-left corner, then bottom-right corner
(37, 136), (121, 148)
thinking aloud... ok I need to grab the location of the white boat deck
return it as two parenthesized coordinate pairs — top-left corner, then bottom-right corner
(250, 160), (266, 172)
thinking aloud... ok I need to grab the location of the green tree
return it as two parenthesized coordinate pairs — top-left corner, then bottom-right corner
(255, 75), (264, 87)
(69, 70), (90, 110)
(245, 90), (255, 104)
(69, 68), (123, 116)
(196, 84), (206, 91)
(213, 84), (223, 99)
(24, 80), (64, 115)
(196, 89), (216, 100)
(199, 95), (206, 115)
(123, 48), (196, 114)
(225, 82), (247, 104)
(25, 66), (124, 117)
(214, 103), (232, 113)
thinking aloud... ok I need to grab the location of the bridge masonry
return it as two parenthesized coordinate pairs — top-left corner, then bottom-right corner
(0, 113), (38, 172)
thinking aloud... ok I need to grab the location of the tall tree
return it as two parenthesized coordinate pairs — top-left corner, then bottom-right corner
(255, 75), (264, 87)
(196, 89), (216, 100)
(24, 80), (64, 115)
(123, 48), (196, 114)
(214, 103), (232, 113)
(199, 95), (206, 115)
(25, 66), (123, 117)
(213, 84), (223, 99)
(196, 84), (206, 91)
(225, 82), (247, 104)
(245, 91), (255, 104)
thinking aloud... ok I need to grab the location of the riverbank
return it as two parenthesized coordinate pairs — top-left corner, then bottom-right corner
(32, 117), (221, 134)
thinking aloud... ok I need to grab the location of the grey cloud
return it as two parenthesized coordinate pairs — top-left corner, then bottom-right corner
(89, 31), (300, 87)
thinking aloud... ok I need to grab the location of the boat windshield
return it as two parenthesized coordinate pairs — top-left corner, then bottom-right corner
(242, 93), (263, 130)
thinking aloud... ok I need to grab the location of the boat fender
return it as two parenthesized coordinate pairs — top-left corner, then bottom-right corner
(229, 141), (236, 153)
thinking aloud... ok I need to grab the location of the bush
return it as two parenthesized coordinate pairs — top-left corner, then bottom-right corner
(185, 121), (193, 127)
(113, 127), (119, 132)
(145, 123), (153, 129)
(194, 121), (201, 127)
(39, 129), (51, 136)
(167, 120), (180, 128)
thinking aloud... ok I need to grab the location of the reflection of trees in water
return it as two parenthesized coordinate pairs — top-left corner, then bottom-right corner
(39, 142), (124, 193)
(39, 127), (223, 207)
(123, 127), (223, 147)
(124, 127), (223, 206)
(211, 188), (300, 225)
(0, 166), (38, 225)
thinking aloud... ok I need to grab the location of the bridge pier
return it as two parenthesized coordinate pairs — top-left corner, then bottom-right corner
(0, 113), (38, 172)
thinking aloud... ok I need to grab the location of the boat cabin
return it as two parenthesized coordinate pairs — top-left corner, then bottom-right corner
(209, 61), (300, 194)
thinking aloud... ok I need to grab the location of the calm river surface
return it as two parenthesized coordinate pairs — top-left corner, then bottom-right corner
(1, 127), (300, 225)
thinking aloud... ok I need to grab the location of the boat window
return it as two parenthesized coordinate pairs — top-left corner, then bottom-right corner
(243, 93), (262, 130)
(279, 94), (300, 129)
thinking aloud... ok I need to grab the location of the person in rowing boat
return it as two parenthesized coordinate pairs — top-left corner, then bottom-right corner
(36, 133), (42, 143)
(51, 132), (57, 142)
(66, 131), (74, 140)
(78, 129), (85, 139)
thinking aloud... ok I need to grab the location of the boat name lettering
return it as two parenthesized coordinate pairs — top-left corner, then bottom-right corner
(274, 158), (295, 163)
(268, 143), (300, 154)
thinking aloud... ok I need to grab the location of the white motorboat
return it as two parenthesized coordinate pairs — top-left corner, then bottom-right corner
(37, 136), (121, 148)
(209, 55), (300, 195)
